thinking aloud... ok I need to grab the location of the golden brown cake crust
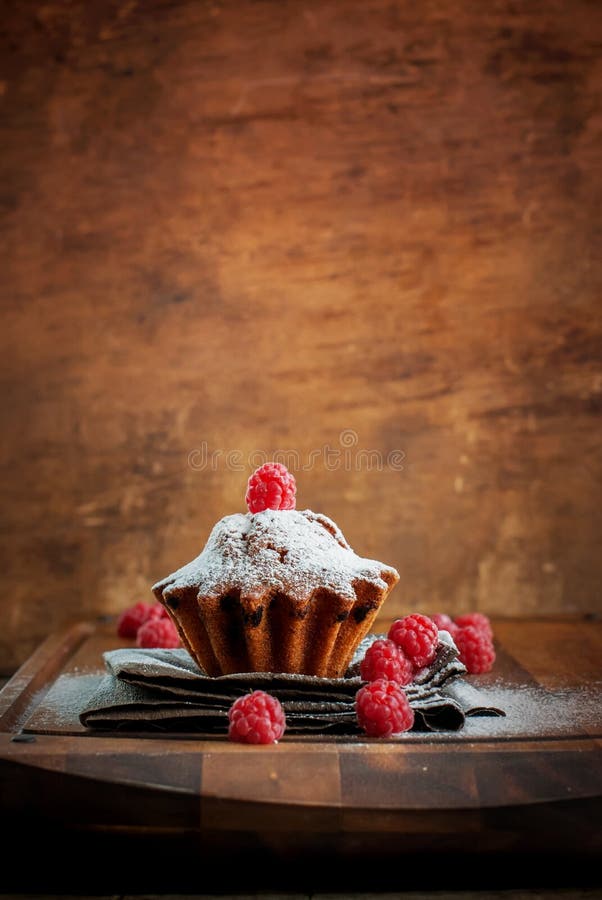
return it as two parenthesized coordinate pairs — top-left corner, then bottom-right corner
(153, 508), (399, 677)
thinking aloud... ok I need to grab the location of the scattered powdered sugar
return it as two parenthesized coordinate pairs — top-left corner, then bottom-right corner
(153, 508), (398, 604)
(23, 673), (102, 732)
(444, 678), (602, 740)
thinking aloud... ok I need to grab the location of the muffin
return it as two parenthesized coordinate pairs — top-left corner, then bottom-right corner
(152, 464), (399, 678)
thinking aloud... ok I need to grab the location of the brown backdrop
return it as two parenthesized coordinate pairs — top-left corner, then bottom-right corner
(1, 0), (601, 671)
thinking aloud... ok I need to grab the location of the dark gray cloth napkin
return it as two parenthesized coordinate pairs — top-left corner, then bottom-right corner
(80, 631), (504, 734)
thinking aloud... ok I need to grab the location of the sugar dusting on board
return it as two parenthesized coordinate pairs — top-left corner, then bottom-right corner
(19, 668), (601, 740)
(455, 678), (602, 739)
(23, 674), (102, 731)
(152, 508), (398, 604)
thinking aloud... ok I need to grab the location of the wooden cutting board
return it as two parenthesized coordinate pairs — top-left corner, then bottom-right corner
(1, 617), (601, 862)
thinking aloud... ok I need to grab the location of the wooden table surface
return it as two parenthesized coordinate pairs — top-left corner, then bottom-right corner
(0, 616), (600, 894)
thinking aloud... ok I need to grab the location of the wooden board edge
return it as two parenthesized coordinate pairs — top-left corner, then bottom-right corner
(0, 621), (96, 732)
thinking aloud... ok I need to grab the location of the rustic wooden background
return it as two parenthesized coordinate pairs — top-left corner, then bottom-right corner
(1, 0), (600, 672)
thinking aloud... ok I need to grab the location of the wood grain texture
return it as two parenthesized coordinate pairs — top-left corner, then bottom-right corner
(0, 618), (602, 884)
(0, 619), (601, 891)
(1, 618), (601, 839)
(0, 0), (601, 671)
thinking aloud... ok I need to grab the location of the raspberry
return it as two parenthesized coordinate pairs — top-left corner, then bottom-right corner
(355, 679), (414, 737)
(388, 614), (439, 669)
(431, 613), (453, 630)
(246, 462), (296, 513)
(454, 612), (493, 640)
(116, 601), (165, 639)
(151, 603), (169, 619)
(228, 690), (286, 744)
(359, 638), (413, 686)
(431, 613), (460, 638)
(136, 616), (181, 649)
(455, 625), (495, 674)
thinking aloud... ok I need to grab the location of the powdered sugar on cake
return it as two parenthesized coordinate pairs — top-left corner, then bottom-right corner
(153, 509), (398, 605)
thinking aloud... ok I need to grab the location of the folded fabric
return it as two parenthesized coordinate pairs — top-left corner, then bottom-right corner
(80, 631), (504, 735)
